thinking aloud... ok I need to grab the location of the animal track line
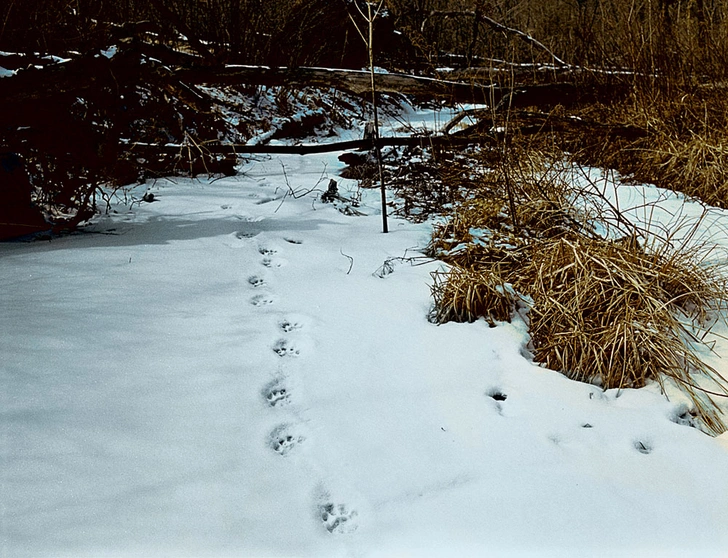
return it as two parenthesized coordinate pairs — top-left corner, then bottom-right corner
(253, 236), (358, 539)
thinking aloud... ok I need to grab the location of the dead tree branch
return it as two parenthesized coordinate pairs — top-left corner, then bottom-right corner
(422, 10), (570, 68)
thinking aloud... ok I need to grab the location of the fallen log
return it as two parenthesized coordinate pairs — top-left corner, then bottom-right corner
(126, 134), (499, 156)
(175, 65), (633, 109)
(126, 111), (647, 159)
(445, 110), (647, 142)
(175, 65), (495, 104)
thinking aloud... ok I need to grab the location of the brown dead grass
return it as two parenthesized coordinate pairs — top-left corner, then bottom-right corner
(563, 88), (728, 210)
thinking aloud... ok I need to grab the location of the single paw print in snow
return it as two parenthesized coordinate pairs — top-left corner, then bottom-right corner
(251, 294), (275, 307)
(265, 386), (290, 407)
(261, 258), (274, 268)
(269, 425), (304, 456)
(486, 388), (507, 415)
(258, 246), (279, 256)
(548, 434), (562, 445)
(234, 230), (256, 240)
(319, 502), (358, 534)
(248, 275), (266, 288)
(671, 404), (698, 428)
(280, 319), (303, 333)
(261, 257), (286, 268)
(634, 439), (653, 454)
(284, 237), (303, 245)
(273, 339), (300, 357)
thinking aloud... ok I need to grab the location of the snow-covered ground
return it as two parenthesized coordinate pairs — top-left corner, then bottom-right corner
(3, 141), (728, 557)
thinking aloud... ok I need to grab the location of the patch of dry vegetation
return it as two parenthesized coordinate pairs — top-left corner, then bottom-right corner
(427, 149), (728, 435)
(562, 88), (728, 210)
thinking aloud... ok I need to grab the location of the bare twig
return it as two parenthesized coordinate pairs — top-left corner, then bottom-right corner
(344, 0), (388, 233)
(340, 248), (354, 274)
(421, 10), (570, 68)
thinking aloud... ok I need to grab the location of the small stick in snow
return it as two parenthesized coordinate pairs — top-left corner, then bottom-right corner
(340, 249), (354, 275)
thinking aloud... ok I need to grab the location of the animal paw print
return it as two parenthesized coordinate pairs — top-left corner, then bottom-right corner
(248, 275), (266, 288)
(486, 388), (507, 415)
(261, 257), (286, 268)
(634, 439), (653, 454)
(273, 339), (300, 357)
(258, 246), (279, 256)
(280, 319), (303, 333)
(319, 502), (358, 534)
(251, 294), (275, 307)
(269, 426), (304, 456)
(671, 404), (698, 428)
(265, 386), (290, 407)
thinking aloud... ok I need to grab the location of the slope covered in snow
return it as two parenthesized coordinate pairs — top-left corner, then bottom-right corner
(2, 146), (728, 557)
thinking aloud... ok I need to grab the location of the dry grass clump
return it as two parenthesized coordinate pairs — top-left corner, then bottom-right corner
(522, 238), (728, 434)
(565, 89), (728, 210)
(429, 267), (523, 326)
(429, 153), (728, 435)
(631, 135), (728, 209)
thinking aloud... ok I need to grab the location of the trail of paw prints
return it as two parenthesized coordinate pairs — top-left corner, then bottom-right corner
(258, 238), (347, 543)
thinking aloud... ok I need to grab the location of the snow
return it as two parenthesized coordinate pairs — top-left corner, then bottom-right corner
(2, 148), (728, 556)
(378, 102), (489, 137)
(100, 46), (118, 59)
(566, 164), (728, 259)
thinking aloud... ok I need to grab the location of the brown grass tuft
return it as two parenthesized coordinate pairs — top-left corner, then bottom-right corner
(429, 267), (522, 327)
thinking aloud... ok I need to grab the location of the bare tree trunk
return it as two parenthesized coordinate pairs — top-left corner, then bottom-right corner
(364, 2), (389, 234)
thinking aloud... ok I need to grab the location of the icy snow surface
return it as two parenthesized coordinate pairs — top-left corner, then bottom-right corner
(2, 149), (728, 557)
